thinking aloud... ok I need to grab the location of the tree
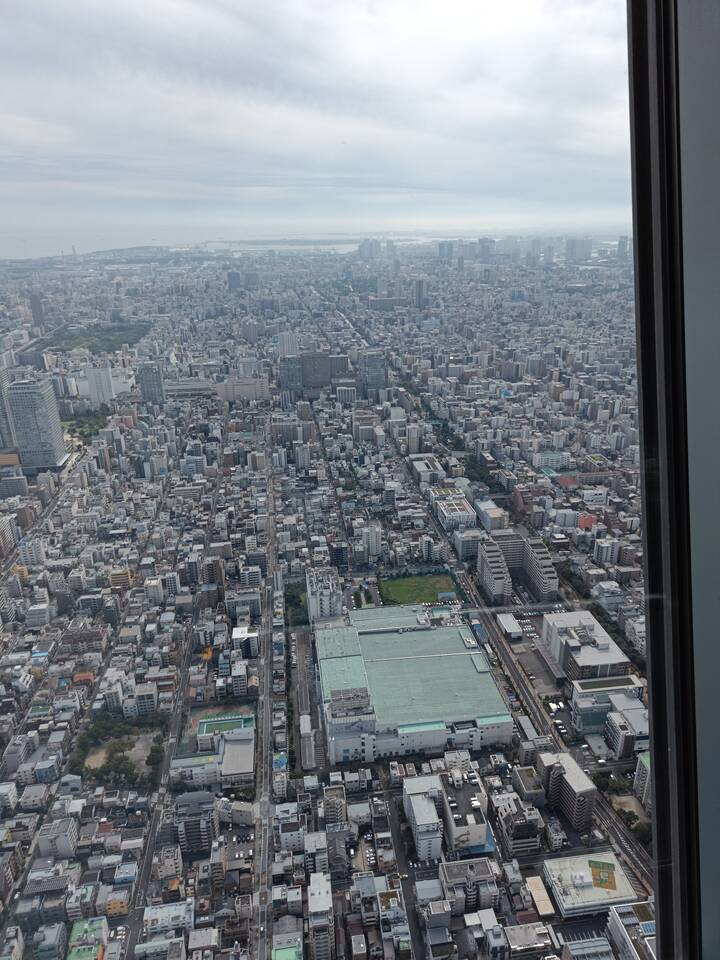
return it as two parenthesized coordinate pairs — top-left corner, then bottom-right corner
(146, 745), (165, 768)
(620, 809), (639, 828)
(592, 772), (610, 792)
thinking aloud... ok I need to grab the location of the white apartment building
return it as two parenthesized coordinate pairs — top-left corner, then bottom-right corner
(306, 567), (343, 626)
(536, 752), (596, 831)
(18, 538), (45, 567)
(144, 577), (165, 605)
(308, 873), (334, 960)
(403, 776), (444, 861)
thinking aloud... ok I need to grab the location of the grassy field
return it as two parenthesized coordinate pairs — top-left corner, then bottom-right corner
(378, 573), (457, 605)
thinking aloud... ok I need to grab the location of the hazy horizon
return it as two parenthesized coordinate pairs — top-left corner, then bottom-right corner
(1, 0), (631, 260)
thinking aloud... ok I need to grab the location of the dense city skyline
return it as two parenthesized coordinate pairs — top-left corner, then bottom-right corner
(0, 2), (659, 957)
(0, 236), (653, 959)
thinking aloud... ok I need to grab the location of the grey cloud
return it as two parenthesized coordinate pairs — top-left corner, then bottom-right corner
(0, 0), (631, 257)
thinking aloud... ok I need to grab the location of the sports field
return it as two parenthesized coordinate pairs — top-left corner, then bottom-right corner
(198, 714), (254, 737)
(378, 573), (456, 605)
(178, 703), (255, 753)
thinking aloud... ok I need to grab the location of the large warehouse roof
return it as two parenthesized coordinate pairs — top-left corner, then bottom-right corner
(316, 607), (510, 729)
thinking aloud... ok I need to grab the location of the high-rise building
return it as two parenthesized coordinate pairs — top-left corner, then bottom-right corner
(308, 873), (334, 960)
(617, 235), (629, 261)
(278, 331), (299, 357)
(85, 364), (115, 408)
(364, 523), (382, 559)
(305, 567), (343, 625)
(0, 369), (16, 450)
(438, 240), (454, 262)
(29, 293), (44, 326)
(7, 378), (67, 471)
(478, 237), (495, 260)
(227, 270), (240, 291)
(406, 422), (421, 454)
(301, 352), (349, 391)
(357, 349), (386, 397)
(565, 236), (593, 262)
(358, 238), (381, 260)
(536, 751), (597, 830)
(173, 791), (219, 854)
(414, 278), (429, 309)
(278, 355), (303, 394)
(137, 362), (165, 405)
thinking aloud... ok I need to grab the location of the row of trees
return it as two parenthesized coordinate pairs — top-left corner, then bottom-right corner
(285, 581), (309, 626)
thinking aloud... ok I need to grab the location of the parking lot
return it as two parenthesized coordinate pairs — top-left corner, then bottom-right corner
(515, 645), (558, 698)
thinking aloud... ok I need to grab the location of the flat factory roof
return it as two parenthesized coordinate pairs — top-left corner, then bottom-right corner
(317, 608), (510, 729)
(543, 852), (639, 917)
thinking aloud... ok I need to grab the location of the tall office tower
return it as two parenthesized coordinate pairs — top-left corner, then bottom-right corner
(358, 238), (381, 260)
(406, 422), (421, 454)
(301, 352), (349, 392)
(227, 270), (240, 291)
(617, 235), (629, 261)
(565, 235), (593, 262)
(29, 293), (44, 326)
(364, 523), (382, 559)
(358, 349), (386, 398)
(278, 330), (299, 358)
(85, 364), (115, 408)
(414, 278), (429, 309)
(438, 240), (454, 261)
(278, 355), (303, 394)
(137, 362), (165, 405)
(478, 237), (495, 261)
(0, 369), (16, 450)
(7, 378), (68, 471)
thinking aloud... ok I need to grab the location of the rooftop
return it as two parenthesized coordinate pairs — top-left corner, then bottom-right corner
(543, 852), (638, 916)
(439, 857), (495, 887)
(197, 713), (255, 737)
(317, 608), (509, 728)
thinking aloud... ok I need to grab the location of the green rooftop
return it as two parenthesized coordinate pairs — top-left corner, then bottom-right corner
(67, 948), (103, 960)
(398, 721), (447, 734)
(197, 713), (255, 736)
(315, 625), (362, 660)
(272, 946), (303, 960)
(319, 654), (368, 699)
(350, 604), (428, 632)
(69, 919), (106, 944)
(317, 606), (510, 729)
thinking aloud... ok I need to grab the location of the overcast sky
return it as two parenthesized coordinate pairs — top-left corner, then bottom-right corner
(0, 0), (631, 258)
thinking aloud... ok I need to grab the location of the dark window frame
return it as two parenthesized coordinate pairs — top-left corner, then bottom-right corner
(628, 1), (701, 956)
